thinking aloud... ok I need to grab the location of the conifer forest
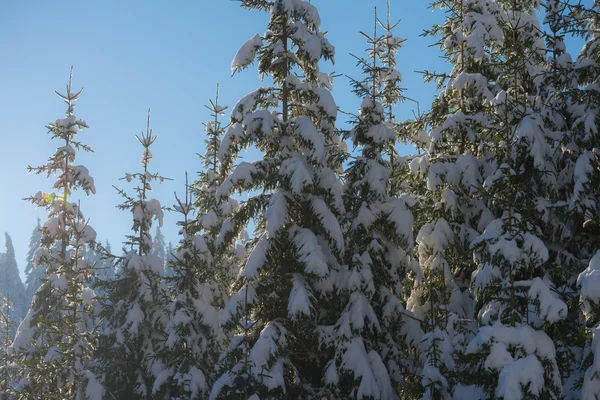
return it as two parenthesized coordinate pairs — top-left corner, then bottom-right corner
(2, 0), (600, 399)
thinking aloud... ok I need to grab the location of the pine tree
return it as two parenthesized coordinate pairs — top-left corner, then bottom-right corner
(210, 1), (343, 397)
(319, 5), (416, 399)
(153, 88), (248, 398)
(95, 241), (115, 283)
(153, 177), (228, 399)
(193, 86), (244, 294)
(85, 241), (115, 300)
(152, 226), (167, 276)
(0, 233), (27, 325)
(0, 294), (18, 399)
(98, 110), (169, 399)
(577, 251), (600, 399)
(533, 1), (591, 393)
(569, 2), (600, 397)
(400, 0), (505, 397)
(463, 2), (567, 398)
(164, 242), (175, 279)
(10, 68), (104, 399)
(567, 0), (600, 265)
(24, 219), (44, 309)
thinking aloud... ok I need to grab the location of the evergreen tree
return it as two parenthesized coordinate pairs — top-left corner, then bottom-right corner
(568, 2), (600, 396)
(193, 86), (244, 294)
(152, 226), (167, 276)
(535, 1), (590, 392)
(0, 294), (18, 399)
(10, 69), (104, 399)
(401, 0), (504, 397)
(95, 241), (115, 283)
(86, 241), (115, 300)
(24, 219), (44, 309)
(164, 242), (176, 279)
(0, 233), (27, 325)
(463, 2), (567, 398)
(567, 0), (600, 265)
(211, 1), (343, 397)
(319, 6), (417, 399)
(154, 89), (248, 398)
(98, 110), (169, 399)
(154, 177), (228, 399)
(578, 251), (600, 399)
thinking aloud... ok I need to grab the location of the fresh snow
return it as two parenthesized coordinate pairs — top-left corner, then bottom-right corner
(217, 161), (257, 199)
(241, 236), (269, 279)
(231, 33), (262, 72)
(281, 155), (314, 194)
(287, 274), (312, 318)
(578, 251), (600, 318)
(466, 323), (561, 398)
(294, 227), (328, 277)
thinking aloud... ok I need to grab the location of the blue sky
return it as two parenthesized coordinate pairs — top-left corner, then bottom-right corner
(0, 1), (587, 279)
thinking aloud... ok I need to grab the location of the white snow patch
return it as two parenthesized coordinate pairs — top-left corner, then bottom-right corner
(288, 274), (313, 318)
(231, 33), (262, 72)
(294, 228), (328, 277)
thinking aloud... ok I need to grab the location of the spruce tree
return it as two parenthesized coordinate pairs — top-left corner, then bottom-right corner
(153, 90), (246, 398)
(463, 2), (567, 398)
(95, 241), (115, 283)
(10, 69), (104, 399)
(24, 219), (44, 309)
(164, 242), (176, 279)
(98, 110), (169, 399)
(0, 294), (17, 399)
(153, 176), (228, 399)
(193, 86), (244, 293)
(578, 251), (600, 399)
(569, 2), (600, 397)
(535, 1), (589, 392)
(211, 1), (343, 397)
(319, 6), (416, 399)
(401, 0), (504, 397)
(85, 241), (115, 300)
(568, 0), (600, 263)
(152, 226), (168, 276)
(0, 234), (27, 325)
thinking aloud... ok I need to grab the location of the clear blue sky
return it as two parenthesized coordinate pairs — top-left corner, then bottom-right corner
(0, 1), (586, 280)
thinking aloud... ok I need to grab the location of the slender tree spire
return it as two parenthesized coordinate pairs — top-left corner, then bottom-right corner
(98, 110), (169, 399)
(321, 5), (416, 399)
(10, 68), (103, 399)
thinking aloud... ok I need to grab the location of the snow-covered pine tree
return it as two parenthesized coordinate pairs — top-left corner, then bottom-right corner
(98, 110), (169, 399)
(152, 226), (167, 276)
(9, 69), (104, 399)
(578, 251), (600, 399)
(319, 6), (417, 399)
(0, 294), (18, 399)
(534, 1), (590, 392)
(210, 1), (343, 398)
(568, 2), (600, 397)
(24, 219), (44, 309)
(463, 2), (568, 398)
(95, 241), (115, 283)
(193, 86), (244, 293)
(399, 1), (504, 397)
(164, 242), (175, 278)
(153, 176), (228, 399)
(153, 90), (246, 399)
(89, 241), (115, 301)
(568, 0), (600, 273)
(0, 233), (27, 326)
